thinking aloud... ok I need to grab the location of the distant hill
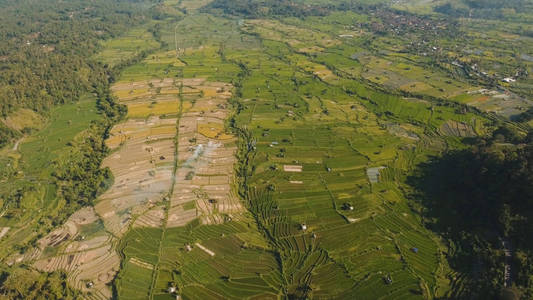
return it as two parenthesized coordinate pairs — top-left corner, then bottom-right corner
(435, 0), (533, 21)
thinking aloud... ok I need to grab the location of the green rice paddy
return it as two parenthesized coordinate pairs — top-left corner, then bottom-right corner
(106, 9), (492, 299)
(1, 2), (513, 299)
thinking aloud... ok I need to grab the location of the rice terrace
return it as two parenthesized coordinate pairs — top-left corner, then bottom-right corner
(1, 0), (533, 300)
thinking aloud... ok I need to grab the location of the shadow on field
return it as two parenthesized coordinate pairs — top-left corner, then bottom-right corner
(407, 149), (513, 299)
(408, 149), (505, 236)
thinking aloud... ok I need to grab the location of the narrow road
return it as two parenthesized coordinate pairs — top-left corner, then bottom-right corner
(12, 138), (23, 151)
(148, 81), (183, 300)
(175, 23), (180, 57)
(502, 238), (512, 288)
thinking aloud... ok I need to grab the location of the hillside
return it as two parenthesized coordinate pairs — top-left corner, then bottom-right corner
(1, 0), (533, 299)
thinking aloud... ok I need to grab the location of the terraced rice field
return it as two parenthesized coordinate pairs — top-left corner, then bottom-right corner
(30, 208), (119, 299)
(9, 6), (503, 299)
(168, 79), (242, 227)
(10, 72), (246, 299)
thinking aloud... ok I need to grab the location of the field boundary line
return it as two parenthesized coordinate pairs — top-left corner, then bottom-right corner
(149, 80), (183, 300)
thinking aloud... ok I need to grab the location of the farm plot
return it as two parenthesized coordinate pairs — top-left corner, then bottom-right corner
(96, 116), (177, 236)
(151, 221), (282, 300)
(25, 207), (120, 300)
(168, 79), (243, 227)
(357, 55), (477, 99)
(94, 25), (160, 67)
(13, 7), (494, 298)
(242, 19), (341, 50)
(95, 78), (183, 236)
(223, 25), (461, 297)
(108, 32), (251, 297)
(110, 72), (251, 299)
(21, 76), (184, 299)
(456, 89), (533, 118)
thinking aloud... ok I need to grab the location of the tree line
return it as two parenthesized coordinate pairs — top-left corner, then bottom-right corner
(409, 126), (533, 299)
(435, 0), (533, 21)
(0, 0), (160, 148)
(0, 1), (164, 298)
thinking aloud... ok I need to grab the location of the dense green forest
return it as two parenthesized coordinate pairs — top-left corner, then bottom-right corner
(0, 0), (161, 297)
(0, 0), (157, 147)
(409, 127), (533, 298)
(0, 270), (79, 299)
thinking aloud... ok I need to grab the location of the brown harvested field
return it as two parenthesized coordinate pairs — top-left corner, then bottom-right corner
(17, 207), (122, 300)
(466, 90), (533, 117)
(283, 165), (303, 172)
(111, 78), (181, 118)
(34, 243), (119, 299)
(96, 77), (183, 236)
(0, 227), (10, 239)
(15, 78), (243, 300)
(105, 117), (177, 149)
(168, 80), (243, 227)
(20, 77), (184, 299)
(96, 117), (176, 236)
(133, 206), (165, 228)
(439, 120), (476, 137)
(102, 78), (240, 231)
(37, 207), (98, 249)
